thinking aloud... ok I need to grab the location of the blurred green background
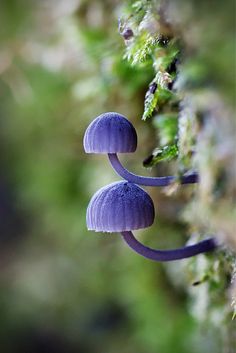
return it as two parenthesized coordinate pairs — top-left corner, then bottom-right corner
(0, 1), (235, 353)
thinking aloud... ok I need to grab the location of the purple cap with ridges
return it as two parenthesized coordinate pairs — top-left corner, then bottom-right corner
(83, 112), (137, 153)
(86, 181), (155, 232)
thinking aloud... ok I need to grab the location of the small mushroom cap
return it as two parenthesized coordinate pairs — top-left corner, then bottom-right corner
(83, 112), (137, 153)
(86, 181), (155, 232)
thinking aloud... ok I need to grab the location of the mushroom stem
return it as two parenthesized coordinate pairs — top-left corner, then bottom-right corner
(121, 231), (217, 261)
(108, 153), (198, 186)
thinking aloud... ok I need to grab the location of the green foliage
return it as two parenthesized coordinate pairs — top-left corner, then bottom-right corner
(153, 113), (178, 146)
(124, 33), (158, 65)
(143, 111), (179, 166)
(143, 144), (178, 167)
(121, 0), (236, 351)
(142, 84), (173, 120)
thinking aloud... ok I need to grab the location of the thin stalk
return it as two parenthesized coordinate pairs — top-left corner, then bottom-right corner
(108, 153), (198, 186)
(121, 231), (216, 261)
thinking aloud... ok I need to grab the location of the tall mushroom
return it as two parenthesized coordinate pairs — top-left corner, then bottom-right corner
(87, 181), (216, 261)
(83, 112), (198, 186)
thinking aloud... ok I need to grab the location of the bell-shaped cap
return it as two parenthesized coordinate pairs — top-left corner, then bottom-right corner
(86, 181), (155, 232)
(83, 112), (137, 153)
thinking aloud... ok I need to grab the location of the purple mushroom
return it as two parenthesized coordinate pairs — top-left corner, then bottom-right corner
(83, 112), (198, 186)
(86, 181), (216, 261)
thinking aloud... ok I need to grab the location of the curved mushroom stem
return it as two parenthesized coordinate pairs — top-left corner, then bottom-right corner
(108, 153), (198, 186)
(121, 231), (217, 261)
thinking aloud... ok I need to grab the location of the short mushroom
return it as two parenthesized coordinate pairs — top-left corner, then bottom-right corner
(86, 181), (216, 261)
(83, 112), (198, 186)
